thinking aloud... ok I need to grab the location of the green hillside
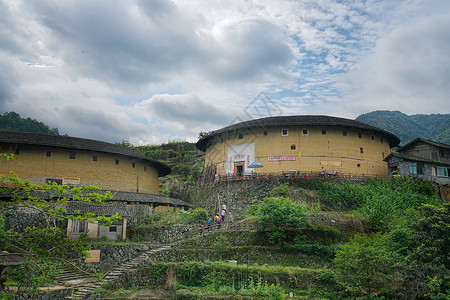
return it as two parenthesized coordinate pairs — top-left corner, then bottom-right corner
(356, 110), (450, 145)
(117, 141), (205, 197)
(0, 111), (59, 135)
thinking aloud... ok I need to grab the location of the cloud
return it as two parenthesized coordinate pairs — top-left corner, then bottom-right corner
(0, 55), (19, 110)
(201, 17), (294, 82)
(137, 93), (241, 137)
(24, 0), (203, 89)
(51, 105), (149, 143)
(337, 13), (450, 115)
(138, 93), (239, 124)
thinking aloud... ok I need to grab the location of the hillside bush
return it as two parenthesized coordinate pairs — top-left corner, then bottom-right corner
(335, 203), (449, 299)
(318, 177), (441, 231)
(334, 232), (393, 296)
(256, 197), (310, 245)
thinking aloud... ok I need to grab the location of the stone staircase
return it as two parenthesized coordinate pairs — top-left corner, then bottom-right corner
(63, 230), (213, 299)
(61, 220), (247, 299)
(55, 264), (98, 287)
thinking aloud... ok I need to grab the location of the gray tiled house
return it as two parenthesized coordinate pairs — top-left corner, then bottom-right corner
(384, 138), (450, 184)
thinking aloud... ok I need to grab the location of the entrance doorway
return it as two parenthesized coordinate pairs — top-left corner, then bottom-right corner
(234, 162), (245, 176)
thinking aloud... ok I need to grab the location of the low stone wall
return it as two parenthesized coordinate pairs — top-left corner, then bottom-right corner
(177, 178), (321, 220)
(3, 207), (49, 232)
(83, 244), (150, 274)
(8, 288), (72, 300)
(128, 224), (198, 244)
(106, 262), (338, 292)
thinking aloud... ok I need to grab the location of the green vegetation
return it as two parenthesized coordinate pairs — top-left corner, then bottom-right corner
(335, 203), (449, 298)
(155, 261), (338, 299)
(128, 208), (208, 241)
(0, 153), (118, 289)
(0, 111), (59, 135)
(356, 110), (450, 145)
(318, 177), (440, 231)
(116, 141), (204, 197)
(255, 197), (310, 244)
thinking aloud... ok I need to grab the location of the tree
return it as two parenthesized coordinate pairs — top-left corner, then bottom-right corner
(0, 111), (59, 135)
(0, 153), (119, 289)
(257, 197), (310, 244)
(334, 233), (392, 296)
(410, 203), (449, 269)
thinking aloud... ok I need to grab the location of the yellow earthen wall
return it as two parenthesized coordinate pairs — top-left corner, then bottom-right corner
(205, 126), (391, 177)
(153, 204), (176, 214)
(0, 144), (160, 193)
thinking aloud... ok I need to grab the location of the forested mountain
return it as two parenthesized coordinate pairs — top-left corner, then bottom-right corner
(0, 112), (59, 135)
(356, 110), (450, 145)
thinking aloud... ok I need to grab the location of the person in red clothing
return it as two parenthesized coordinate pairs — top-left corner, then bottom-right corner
(217, 215), (222, 229)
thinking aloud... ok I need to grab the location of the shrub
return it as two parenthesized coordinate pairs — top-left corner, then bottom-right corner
(189, 208), (208, 224)
(213, 235), (230, 259)
(256, 197), (310, 245)
(334, 232), (392, 296)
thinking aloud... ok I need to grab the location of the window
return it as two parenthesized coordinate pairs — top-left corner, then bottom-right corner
(432, 151), (438, 161)
(238, 133), (243, 139)
(132, 162), (136, 168)
(69, 152), (76, 159)
(360, 148), (364, 153)
(322, 130), (326, 135)
(291, 145), (296, 150)
(409, 162), (424, 175)
(115, 159), (119, 165)
(109, 226), (117, 232)
(343, 131), (347, 136)
(281, 129), (288, 136)
(14, 149), (20, 154)
(92, 156), (97, 161)
(381, 138), (384, 144)
(144, 166), (147, 172)
(382, 152), (385, 159)
(409, 162), (417, 175)
(436, 167), (449, 177)
(357, 164), (361, 167)
(302, 129), (308, 135)
(358, 133), (362, 138)
(371, 136), (375, 141)
(439, 150), (444, 157)
(46, 151), (52, 157)
(417, 162), (424, 175)
(220, 137), (224, 143)
(263, 131), (268, 136)
(213, 141), (216, 145)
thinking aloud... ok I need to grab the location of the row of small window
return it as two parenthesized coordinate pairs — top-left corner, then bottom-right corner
(409, 163), (449, 177)
(13, 149), (145, 170)
(288, 144), (366, 154)
(233, 130), (383, 143)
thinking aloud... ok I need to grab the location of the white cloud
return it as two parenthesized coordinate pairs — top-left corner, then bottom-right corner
(337, 13), (450, 116)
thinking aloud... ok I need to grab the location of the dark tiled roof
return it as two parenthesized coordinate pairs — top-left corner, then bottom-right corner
(63, 202), (135, 217)
(0, 131), (171, 176)
(397, 137), (450, 151)
(18, 189), (194, 208)
(384, 152), (450, 167)
(109, 191), (194, 207)
(196, 115), (400, 151)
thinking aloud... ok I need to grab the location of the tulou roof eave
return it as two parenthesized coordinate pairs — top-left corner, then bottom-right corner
(196, 115), (400, 151)
(0, 131), (171, 177)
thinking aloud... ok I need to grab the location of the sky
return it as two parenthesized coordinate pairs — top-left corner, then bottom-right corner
(0, 0), (449, 145)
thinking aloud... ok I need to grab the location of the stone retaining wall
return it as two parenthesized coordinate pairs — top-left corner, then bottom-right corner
(8, 288), (72, 300)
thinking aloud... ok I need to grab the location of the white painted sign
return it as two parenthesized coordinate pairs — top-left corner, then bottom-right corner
(268, 156), (296, 161)
(226, 143), (255, 174)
